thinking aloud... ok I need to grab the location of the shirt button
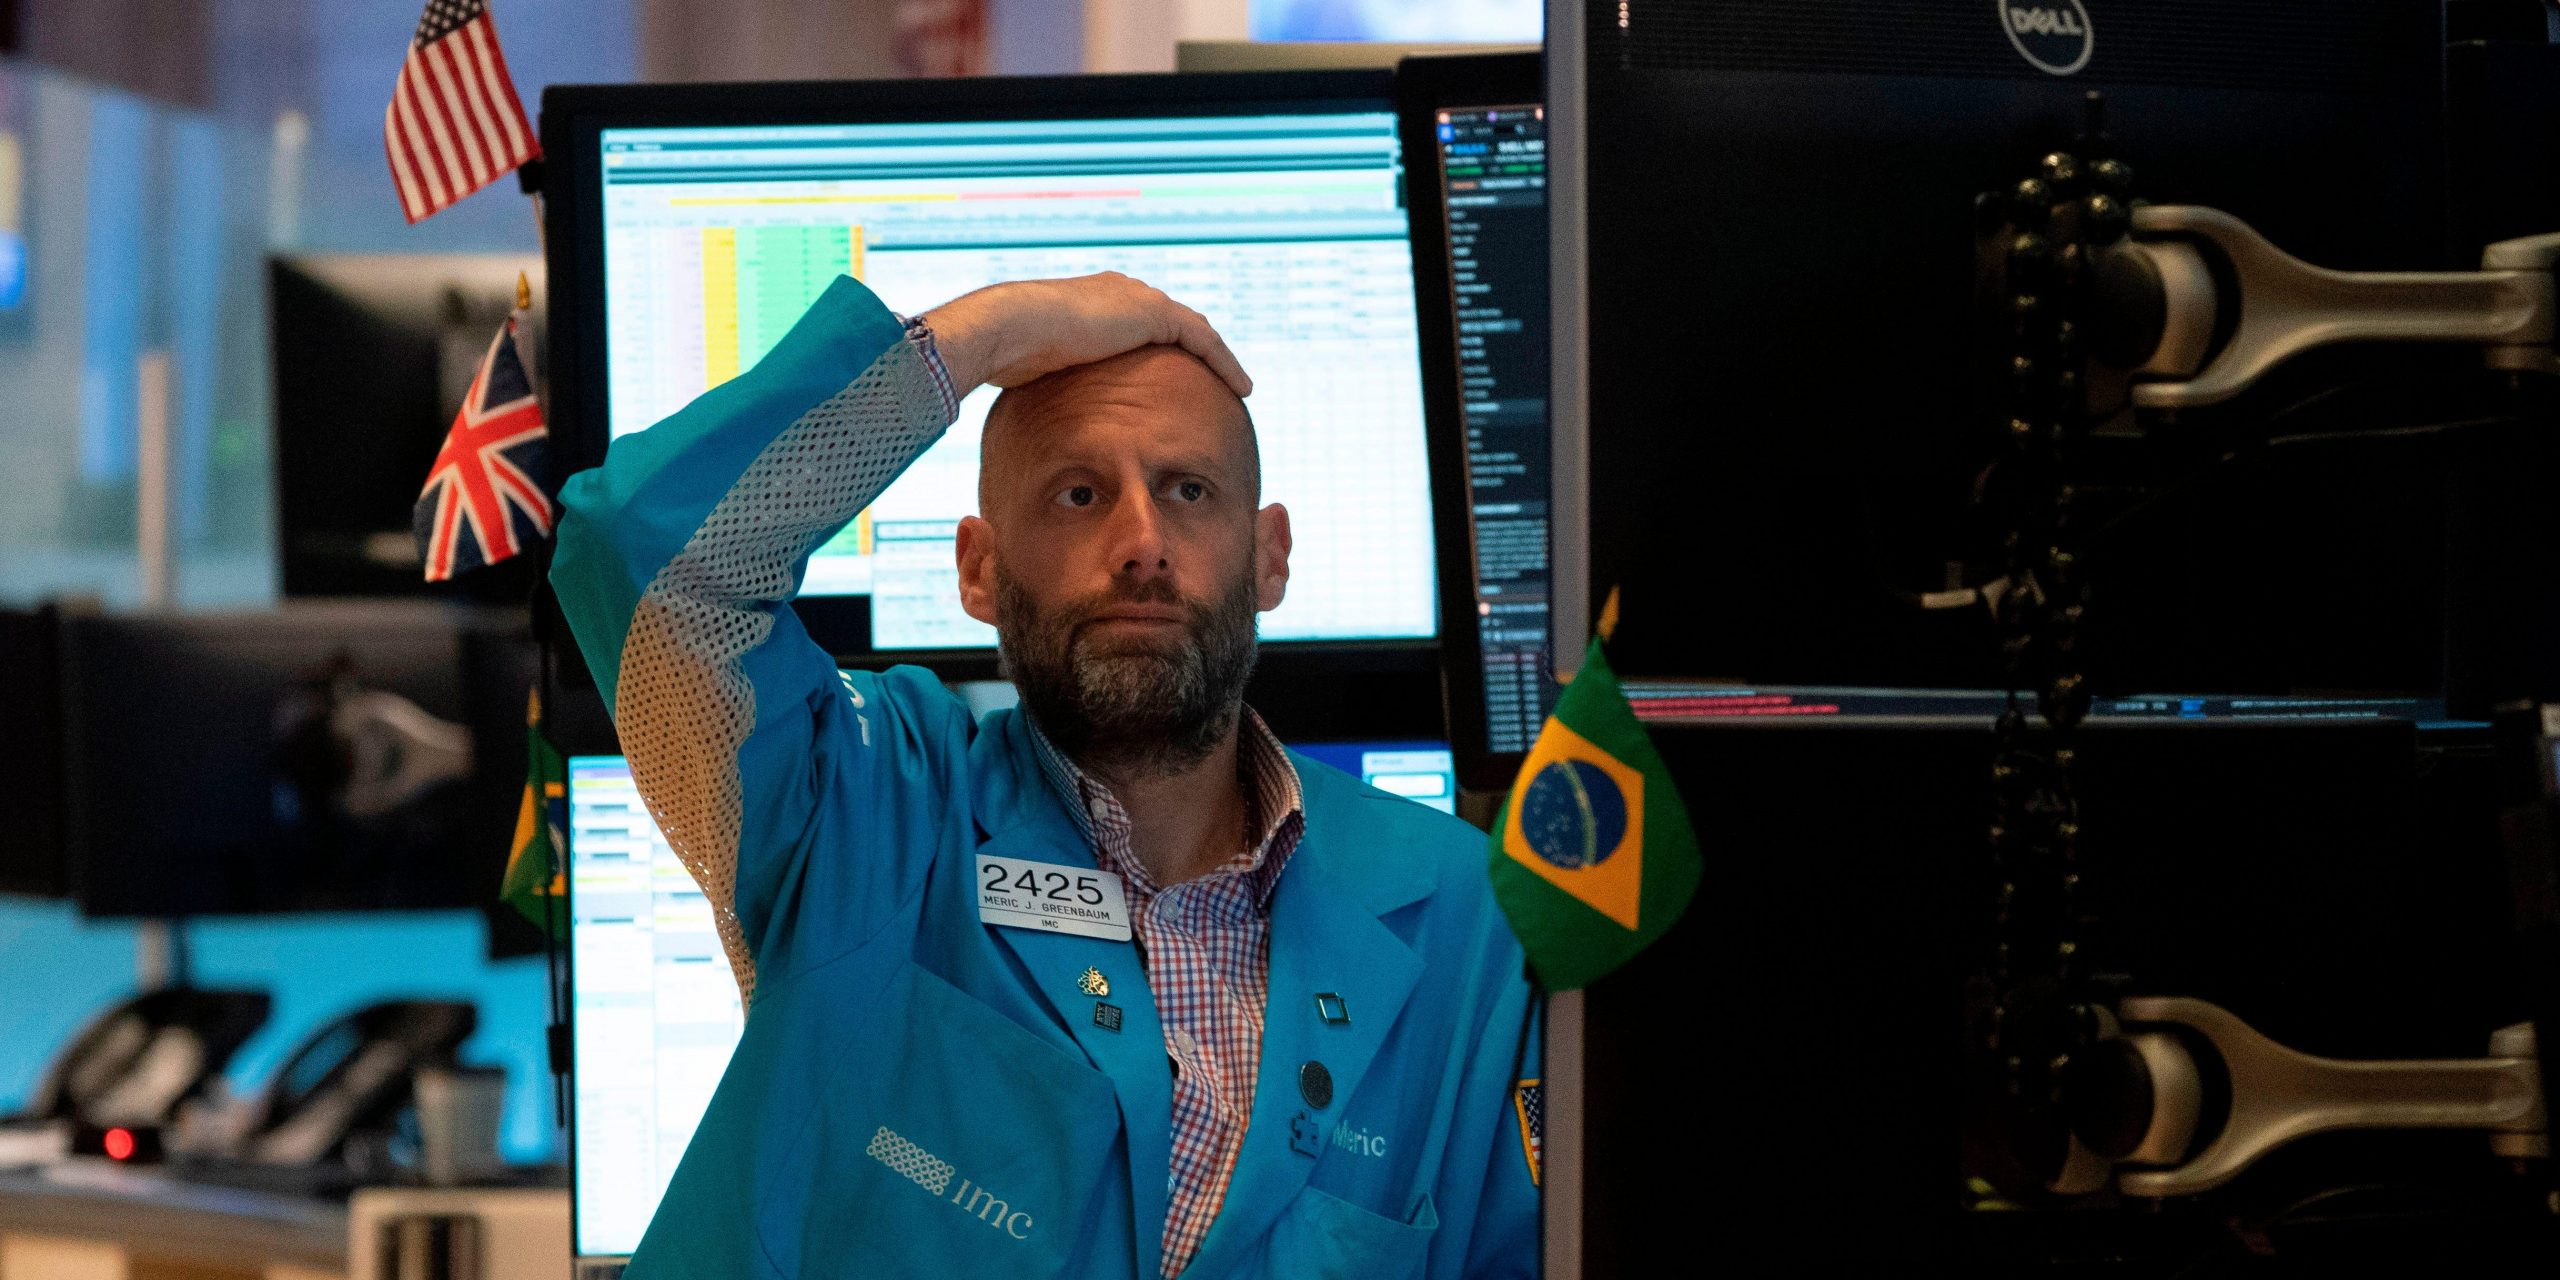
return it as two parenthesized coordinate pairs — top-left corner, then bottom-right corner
(1087, 795), (1110, 820)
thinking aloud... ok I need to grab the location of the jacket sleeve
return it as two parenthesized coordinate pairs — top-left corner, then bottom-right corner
(549, 274), (968, 1007)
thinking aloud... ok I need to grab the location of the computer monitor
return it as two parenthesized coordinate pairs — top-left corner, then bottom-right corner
(1400, 53), (1549, 791)
(0, 604), (71, 899)
(270, 254), (546, 602)
(1291, 740), (1460, 815)
(564, 735), (1456, 1263)
(565, 754), (741, 1261)
(57, 602), (527, 919)
(1547, 0), (2460, 695)
(541, 71), (1442, 663)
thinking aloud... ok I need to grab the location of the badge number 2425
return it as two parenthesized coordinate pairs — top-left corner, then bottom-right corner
(974, 854), (1133, 943)
(985, 862), (1108, 907)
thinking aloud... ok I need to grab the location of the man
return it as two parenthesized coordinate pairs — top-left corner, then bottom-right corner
(552, 271), (1539, 1279)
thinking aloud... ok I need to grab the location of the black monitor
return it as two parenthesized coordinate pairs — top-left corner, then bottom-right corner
(0, 604), (72, 899)
(1547, 0), (2462, 695)
(1402, 53), (1549, 791)
(538, 72), (1448, 710)
(270, 253), (546, 602)
(58, 602), (530, 920)
(1561, 714), (2537, 1269)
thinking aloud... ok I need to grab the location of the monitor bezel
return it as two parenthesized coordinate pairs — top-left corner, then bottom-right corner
(539, 70), (1442, 676)
(1396, 52), (1545, 793)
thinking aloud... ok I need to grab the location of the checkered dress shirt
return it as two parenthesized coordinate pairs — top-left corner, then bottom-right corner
(1027, 710), (1306, 1278)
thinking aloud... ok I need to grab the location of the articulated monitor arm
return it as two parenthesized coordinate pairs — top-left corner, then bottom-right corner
(2092, 205), (2560, 409)
(2049, 996), (2547, 1199)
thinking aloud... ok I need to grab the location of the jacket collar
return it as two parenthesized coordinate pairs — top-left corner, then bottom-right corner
(1019, 707), (1309, 909)
(1178, 760), (1431, 1276)
(968, 710), (1438, 1275)
(971, 707), (1436, 917)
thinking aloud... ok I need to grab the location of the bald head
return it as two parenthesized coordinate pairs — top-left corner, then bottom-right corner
(978, 344), (1257, 517)
(952, 341), (1295, 767)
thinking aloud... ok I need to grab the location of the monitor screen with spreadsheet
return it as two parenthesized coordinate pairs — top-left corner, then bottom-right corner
(567, 754), (743, 1259)
(564, 737), (1452, 1259)
(565, 74), (1438, 654)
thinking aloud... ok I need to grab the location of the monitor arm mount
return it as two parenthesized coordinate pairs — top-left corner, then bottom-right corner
(2034, 998), (2546, 1198)
(2030, 210), (2560, 1196)
(2090, 205), (2560, 409)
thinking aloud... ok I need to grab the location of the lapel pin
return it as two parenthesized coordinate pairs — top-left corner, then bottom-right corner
(1299, 1060), (1334, 1109)
(1077, 966), (1110, 997)
(1289, 1110), (1324, 1158)
(1314, 992), (1349, 1025)
(1094, 1002), (1124, 1033)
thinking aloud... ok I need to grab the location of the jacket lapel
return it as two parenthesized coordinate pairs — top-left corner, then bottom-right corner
(1181, 769), (1433, 1278)
(972, 715), (1171, 1279)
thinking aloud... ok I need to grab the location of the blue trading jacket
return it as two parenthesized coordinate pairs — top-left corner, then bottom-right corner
(551, 274), (1541, 1279)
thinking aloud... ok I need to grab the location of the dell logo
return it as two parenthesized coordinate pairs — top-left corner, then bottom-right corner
(1999, 0), (2093, 76)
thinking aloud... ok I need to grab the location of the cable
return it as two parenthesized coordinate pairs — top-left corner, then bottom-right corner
(2263, 415), (2522, 451)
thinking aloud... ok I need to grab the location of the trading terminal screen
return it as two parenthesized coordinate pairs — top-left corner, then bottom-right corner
(568, 742), (1457, 1258)
(567, 755), (742, 1258)
(1432, 105), (1554, 755)
(597, 112), (1439, 651)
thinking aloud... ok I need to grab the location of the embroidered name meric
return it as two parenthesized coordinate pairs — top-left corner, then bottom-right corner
(1331, 1121), (1390, 1159)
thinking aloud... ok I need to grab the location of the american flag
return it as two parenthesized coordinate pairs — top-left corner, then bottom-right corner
(384, 0), (540, 224)
(414, 311), (553, 581)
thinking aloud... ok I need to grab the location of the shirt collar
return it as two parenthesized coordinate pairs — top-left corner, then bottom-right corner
(1025, 708), (1307, 907)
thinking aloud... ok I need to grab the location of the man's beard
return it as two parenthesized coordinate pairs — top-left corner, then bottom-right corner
(996, 566), (1260, 782)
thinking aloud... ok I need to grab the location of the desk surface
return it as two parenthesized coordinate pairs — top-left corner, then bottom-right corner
(0, 1163), (345, 1271)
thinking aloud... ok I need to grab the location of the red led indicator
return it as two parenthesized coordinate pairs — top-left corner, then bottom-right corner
(102, 1128), (136, 1161)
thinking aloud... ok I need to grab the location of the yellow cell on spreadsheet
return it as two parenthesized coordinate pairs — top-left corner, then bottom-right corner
(701, 227), (741, 388)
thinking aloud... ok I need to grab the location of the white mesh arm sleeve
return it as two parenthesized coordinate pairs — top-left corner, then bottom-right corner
(553, 279), (959, 1006)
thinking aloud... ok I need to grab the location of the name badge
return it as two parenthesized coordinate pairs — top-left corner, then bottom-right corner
(976, 855), (1133, 943)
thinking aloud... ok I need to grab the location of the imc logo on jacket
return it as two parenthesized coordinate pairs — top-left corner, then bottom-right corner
(866, 1126), (1037, 1240)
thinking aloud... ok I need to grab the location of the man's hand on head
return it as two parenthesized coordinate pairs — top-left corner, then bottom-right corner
(921, 273), (1254, 400)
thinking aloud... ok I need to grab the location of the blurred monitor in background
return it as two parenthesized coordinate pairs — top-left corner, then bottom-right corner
(269, 254), (544, 603)
(0, 604), (71, 899)
(57, 601), (533, 925)
(1250, 0), (1541, 42)
(0, 126), (23, 313)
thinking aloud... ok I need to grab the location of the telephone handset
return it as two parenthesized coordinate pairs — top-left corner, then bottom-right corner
(18, 988), (272, 1131)
(239, 998), (477, 1168)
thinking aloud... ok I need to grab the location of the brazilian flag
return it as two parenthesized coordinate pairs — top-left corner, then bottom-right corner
(1489, 601), (1701, 991)
(500, 686), (568, 938)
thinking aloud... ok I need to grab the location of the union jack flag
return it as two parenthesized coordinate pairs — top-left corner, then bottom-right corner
(414, 311), (552, 581)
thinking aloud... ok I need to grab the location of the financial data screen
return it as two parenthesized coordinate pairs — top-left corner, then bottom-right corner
(568, 755), (744, 1258)
(598, 112), (1438, 650)
(1433, 104), (1554, 755)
